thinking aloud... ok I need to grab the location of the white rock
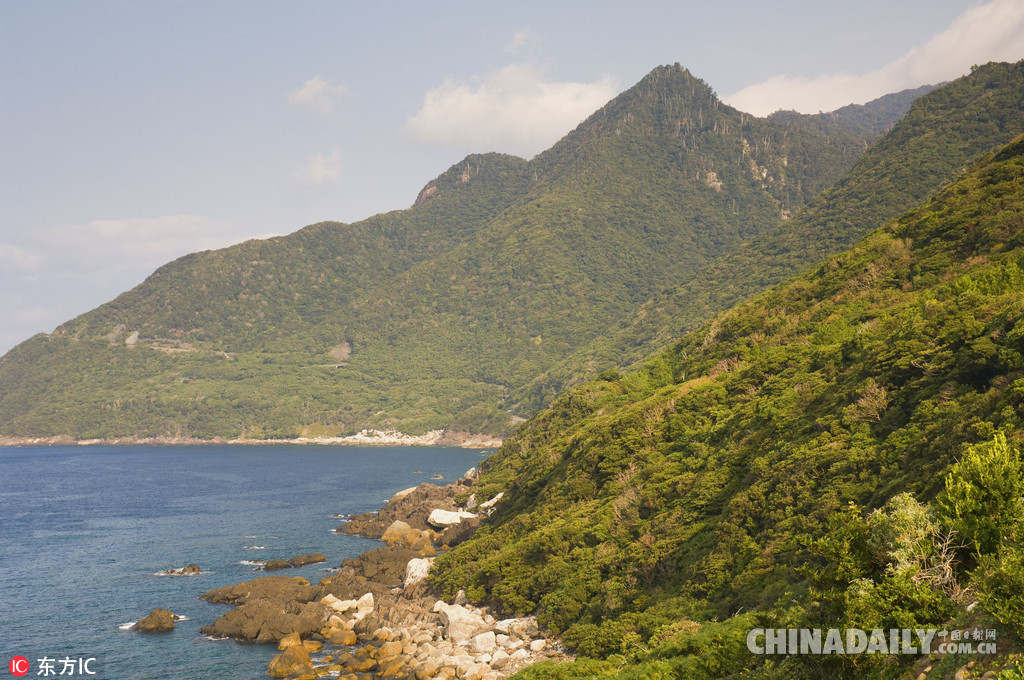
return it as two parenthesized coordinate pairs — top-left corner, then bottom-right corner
(464, 662), (490, 680)
(433, 601), (487, 643)
(404, 557), (434, 587)
(510, 648), (529, 661)
(479, 492), (504, 509)
(470, 631), (496, 654)
(493, 619), (515, 635)
(427, 508), (479, 528)
(530, 639), (547, 652)
(454, 654), (475, 676)
(353, 591), (374, 621)
(389, 486), (419, 503)
(474, 653), (492, 664)
(491, 649), (510, 666)
(321, 594), (358, 613)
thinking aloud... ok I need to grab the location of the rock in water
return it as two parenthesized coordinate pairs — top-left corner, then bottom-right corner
(199, 598), (332, 643)
(158, 563), (200, 575)
(133, 608), (175, 632)
(288, 553), (326, 568)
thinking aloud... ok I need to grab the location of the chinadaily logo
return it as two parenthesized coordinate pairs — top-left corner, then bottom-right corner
(746, 628), (998, 655)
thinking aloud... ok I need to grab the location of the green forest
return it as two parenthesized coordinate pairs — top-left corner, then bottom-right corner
(434, 134), (1024, 679)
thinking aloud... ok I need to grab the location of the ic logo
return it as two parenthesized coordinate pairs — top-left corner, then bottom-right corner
(9, 656), (30, 676)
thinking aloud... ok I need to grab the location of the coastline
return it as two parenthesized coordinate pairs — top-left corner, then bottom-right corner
(190, 467), (567, 679)
(0, 429), (503, 449)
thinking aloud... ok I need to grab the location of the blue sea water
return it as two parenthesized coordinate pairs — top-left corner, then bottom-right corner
(0, 445), (488, 679)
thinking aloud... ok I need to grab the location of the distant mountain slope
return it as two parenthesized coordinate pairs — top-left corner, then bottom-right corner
(516, 61), (1024, 411)
(0, 65), (890, 441)
(433, 133), (1024, 679)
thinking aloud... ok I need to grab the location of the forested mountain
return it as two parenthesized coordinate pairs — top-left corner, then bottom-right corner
(517, 62), (1024, 411)
(0, 65), (901, 441)
(434, 134), (1024, 679)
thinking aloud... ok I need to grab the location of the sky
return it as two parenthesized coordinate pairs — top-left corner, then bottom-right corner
(2, 0), (1023, 354)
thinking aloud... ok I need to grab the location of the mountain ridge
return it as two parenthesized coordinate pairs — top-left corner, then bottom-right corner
(0, 65), (979, 442)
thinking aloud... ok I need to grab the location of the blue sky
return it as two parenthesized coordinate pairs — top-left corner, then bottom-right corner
(2, 0), (1023, 354)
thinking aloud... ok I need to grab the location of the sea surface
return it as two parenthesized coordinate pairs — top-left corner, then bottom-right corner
(0, 444), (488, 679)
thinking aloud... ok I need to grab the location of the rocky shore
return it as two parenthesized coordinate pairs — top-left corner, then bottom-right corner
(0, 430), (503, 448)
(197, 469), (567, 679)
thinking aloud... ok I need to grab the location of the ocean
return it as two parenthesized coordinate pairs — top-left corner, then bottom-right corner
(0, 444), (488, 679)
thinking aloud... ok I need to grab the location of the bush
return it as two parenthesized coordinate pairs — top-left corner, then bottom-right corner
(935, 433), (1024, 556)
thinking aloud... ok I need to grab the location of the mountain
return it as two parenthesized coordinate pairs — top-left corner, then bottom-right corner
(512, 62), (1024, 412)
(0, 65), (891, 442)
(432, 133), (1024, 679)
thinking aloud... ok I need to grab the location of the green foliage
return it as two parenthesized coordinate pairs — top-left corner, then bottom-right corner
(975, 547), (1024, 639)
(432, 134), (1024, 678)
(935, 434), (1024, 556)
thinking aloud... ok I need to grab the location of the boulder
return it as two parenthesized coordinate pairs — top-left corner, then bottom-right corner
(321, 594), (358, 613)
(381, 520), (414, 545)
(438, 517), (480, 548)
(199, 598), (331, 643)
(160, 563), (201, 575)
(470, 631), (496, 654)
(278, 632), (302, 650)
(337, 546), (422, 587)
(404, 558), (433, 588)
(262, 558), (293, 571)
(133, 608), (175, 632)
(432, 601), (486, 643)
(267, 645), (314, 678)
(479, 493), (504, 510)
(201, 576), (317, 604)
(530, 639), (547, 652)
(355, 592), (375, 620)
(341, 483), (461, 537)
(389, 486), (420, 503)
(288, 553), (327, 568)
(327, 628), (357, 646)
(427, 509), (478, 529)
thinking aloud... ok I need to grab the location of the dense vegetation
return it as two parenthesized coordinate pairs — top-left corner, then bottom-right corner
(432, 135), (1024, 678)
(521, 62), (1024, 410)
(0, 65), (899, 440)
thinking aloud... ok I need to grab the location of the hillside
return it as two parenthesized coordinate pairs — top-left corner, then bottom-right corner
(515, 61), (1024, 411)
(432, 135), (1024, 679)
(0, 65), (887, 442)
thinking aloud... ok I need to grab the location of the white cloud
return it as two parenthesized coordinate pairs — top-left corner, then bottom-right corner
(47, 215), (259, 260)
(724, 0), (1024, 116)
(0, 242), (43, 271)
(288, 75), (350, 115)
(297, 150), (342, 185)
(504, 28), (538, 55)
(0, 215), (271, 354)
(405, 63), (619, 158)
